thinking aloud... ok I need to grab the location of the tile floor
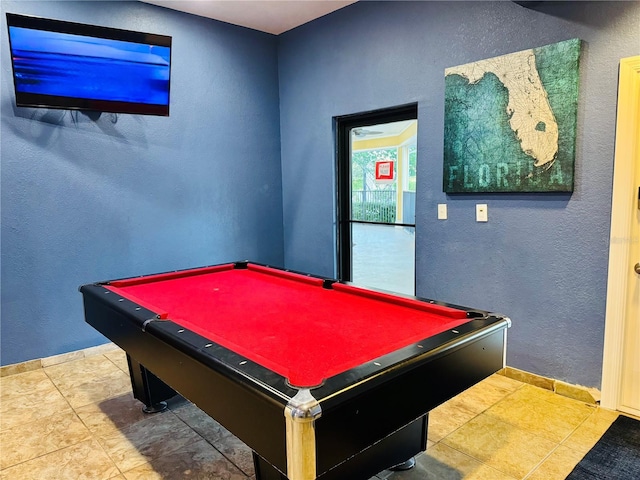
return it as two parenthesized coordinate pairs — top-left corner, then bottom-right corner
(0, 347), (620, 480)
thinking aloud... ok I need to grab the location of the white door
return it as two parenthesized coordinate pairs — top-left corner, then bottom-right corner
(619, 76), (640, 414)
(619, 142), (639, 415)
(601, 56), (640, 416)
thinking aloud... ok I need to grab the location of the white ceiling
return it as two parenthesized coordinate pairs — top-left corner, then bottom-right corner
(141, 0), (358, 35)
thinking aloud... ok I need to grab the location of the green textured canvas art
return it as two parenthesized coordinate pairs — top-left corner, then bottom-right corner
(443, 38), (581, 193)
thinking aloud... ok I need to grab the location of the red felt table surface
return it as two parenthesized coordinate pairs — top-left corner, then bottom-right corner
(107, 265), (470, 388)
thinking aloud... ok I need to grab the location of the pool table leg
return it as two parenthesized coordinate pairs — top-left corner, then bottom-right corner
(253, 413), (427, 480)
(284, 389), (322, 480)
(127, 354), (177, 413)
(390, 457), (416, 470)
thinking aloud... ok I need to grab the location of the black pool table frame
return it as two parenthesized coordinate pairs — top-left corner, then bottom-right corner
(80, 261), (510, 480)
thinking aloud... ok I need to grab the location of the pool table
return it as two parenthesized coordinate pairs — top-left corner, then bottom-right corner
(80, 261), (510, 480)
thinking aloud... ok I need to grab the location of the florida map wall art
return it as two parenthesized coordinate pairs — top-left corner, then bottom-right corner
(443, 38), (581, 193)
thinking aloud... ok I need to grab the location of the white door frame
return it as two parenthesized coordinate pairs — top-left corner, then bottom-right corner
(600, 56), (640, 411)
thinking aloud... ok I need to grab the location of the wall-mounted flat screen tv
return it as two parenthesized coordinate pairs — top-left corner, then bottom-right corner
(6, 13), (172, 116)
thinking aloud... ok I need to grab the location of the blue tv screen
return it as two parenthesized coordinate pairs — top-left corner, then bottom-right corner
(6, 13), (172, 116)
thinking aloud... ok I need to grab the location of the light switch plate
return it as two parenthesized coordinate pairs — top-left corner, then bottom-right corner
(438, 204), (447, 220)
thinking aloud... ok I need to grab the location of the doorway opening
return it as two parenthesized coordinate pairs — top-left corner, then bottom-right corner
(336, 104), (418, 295)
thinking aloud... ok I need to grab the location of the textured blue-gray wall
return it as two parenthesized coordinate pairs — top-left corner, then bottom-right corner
(278, 1), (640, 387)
(1, 1), (283, 364)
(2, 0), (638, 388)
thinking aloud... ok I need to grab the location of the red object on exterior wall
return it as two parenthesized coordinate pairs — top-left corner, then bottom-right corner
(375, 160), (394, 182)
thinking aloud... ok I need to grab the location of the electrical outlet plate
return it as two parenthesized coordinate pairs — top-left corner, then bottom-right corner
(476, 204), (488, 222)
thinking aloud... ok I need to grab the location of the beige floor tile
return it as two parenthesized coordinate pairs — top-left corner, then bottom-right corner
(0, 349), (614, 480)
(501, 367), (555, 391)
(0, 384), (73, 431)
(104, 349), (130, 373)
(524, 444), (585, 480)
(44, 354), (133, 408)
(442, 412), (557, 479)
(83, 343), (121, 357)
(75, 392), (150, 437)
(0, 369), (55, 401)
(427, 399), (478, 443)
(404, 442), (518, 480)
(44, 354), (126, 392)
(561, 407), (619, 455)
(122, 439), (247, 480)
(533, 385), (601, 413)
(171, 402), (230, 443)
(449, 378), (515, 415)
(99, 411), (202, 472)
(0, 359), (41, 377)
(554, 380), (599, 404)
(484, 373), (525, 393)
(41, 350), (85, 368)
(59, 370), (133, 409)
(171, 402), (255, 476)
(0, 439), (119, 480)
(213, 432), (255, 477)
(486, 384), (595, 443)
(0, 411), (91, 469)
